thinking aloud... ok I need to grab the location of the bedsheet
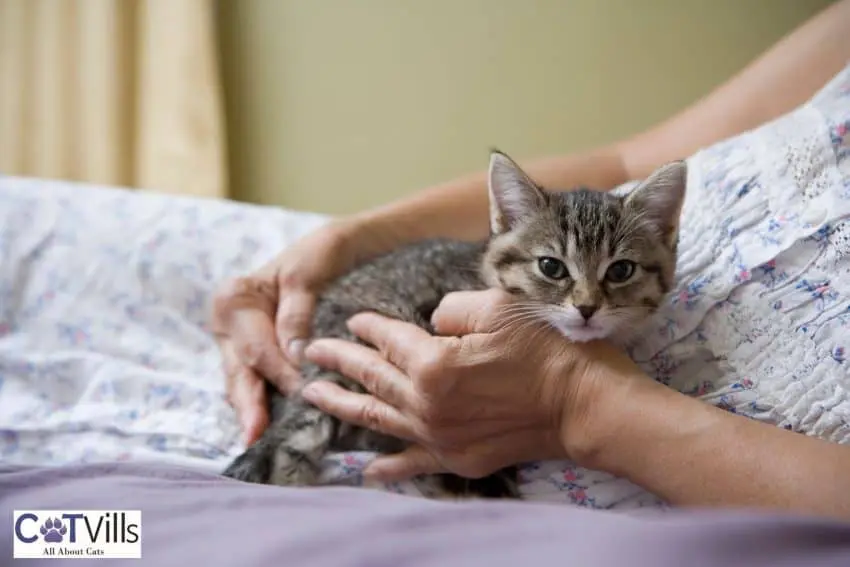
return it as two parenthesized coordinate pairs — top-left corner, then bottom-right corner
(4, 463), (850, 567)
(0, 176), (663, 509)
(0, 176), (327, 472)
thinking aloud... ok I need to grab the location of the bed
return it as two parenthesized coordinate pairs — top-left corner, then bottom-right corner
(0, 174), (663, 510)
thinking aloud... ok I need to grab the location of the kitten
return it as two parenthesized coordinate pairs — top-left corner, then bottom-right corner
(222, 150), (687, 499)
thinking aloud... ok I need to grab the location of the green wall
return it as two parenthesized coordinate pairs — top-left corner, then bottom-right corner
(218, 0), (833, 215)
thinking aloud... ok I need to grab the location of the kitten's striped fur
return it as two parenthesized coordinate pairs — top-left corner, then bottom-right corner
(222, 151), (686, 499)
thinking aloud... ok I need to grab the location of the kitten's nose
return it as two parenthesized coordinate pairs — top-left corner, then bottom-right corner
(577, 304), (598, 321)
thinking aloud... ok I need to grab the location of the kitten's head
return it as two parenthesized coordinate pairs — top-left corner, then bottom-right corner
(481, 150), (686, 343)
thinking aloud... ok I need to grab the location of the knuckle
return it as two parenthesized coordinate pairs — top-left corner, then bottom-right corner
(213, 277), (244, 302)
(358, 399), (386, 431)
(211, 278), (244, 322)
(276, 307), (309, 331)
(359, 362), (383, 393)
(276, 294), (312, 322)
(237, 340), (270, 368)
(215, 276), (257, 304)
(276, 267), (303, 291)
(212, 276), (276, 324)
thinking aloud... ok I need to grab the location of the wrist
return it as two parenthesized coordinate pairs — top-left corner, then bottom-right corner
(324, 215), (404, 266)
(554, 346), (658, 470)
(341, 207), (448, 259)
(564, 365), (724, 479)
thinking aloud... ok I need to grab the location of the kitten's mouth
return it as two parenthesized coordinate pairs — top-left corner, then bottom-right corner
(563, 326), (609, 343)
(549, 320), (610, 343)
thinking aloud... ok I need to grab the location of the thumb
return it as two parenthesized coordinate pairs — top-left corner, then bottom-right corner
(364, 445), (446, 482)
(275, 288), (316, 364)
(431, 288), (514, 336)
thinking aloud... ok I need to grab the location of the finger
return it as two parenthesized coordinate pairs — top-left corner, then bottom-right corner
(225, 362), (270, 446)
(304, 338), (415, 408)
(300, 381), (417, 441)
(346, 312), (434, 371)
(213, 277), (301, 393)
(275, 288), (316, 364)
(431, 289), (515, 336)
(363, 445), (445, 482)
(221, 339), (269, 443)
(231, 308), (302, 393)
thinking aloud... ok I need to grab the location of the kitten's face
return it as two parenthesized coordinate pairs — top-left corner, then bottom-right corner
(481, 151), (686, 343)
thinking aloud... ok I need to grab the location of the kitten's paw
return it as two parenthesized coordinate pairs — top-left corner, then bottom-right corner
(432, 468), (522, 500)
(222, 447), (272, 484)
(268, 446), (321, 486)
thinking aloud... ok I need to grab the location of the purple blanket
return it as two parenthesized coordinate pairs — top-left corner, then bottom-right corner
(1, 462), (849, 567)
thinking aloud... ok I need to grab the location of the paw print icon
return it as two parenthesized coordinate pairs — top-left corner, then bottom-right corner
(40, 518), (67, 543)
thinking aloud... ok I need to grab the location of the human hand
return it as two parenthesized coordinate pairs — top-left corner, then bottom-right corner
(212, 220), (373, 444)
(300, 288), (648, 482)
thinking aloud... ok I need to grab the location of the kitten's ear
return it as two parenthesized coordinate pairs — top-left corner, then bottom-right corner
(624, 160), (687, 247)
(488, 149), (548, 234)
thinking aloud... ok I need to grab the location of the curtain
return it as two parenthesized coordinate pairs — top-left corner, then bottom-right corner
(0, 0), (227, 198)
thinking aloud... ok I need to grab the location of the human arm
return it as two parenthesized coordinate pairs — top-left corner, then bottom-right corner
(301, 289), (850, 521)
(213, 0), (850, 442)
(581, 372), (850, 520)
(347, 0), (850, 245)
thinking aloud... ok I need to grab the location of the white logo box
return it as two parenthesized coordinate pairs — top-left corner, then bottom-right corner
(13, 510), (142, 559)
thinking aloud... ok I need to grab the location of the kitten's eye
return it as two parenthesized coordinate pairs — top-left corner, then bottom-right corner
(605, 260), (636, 283)
(537, 257), (569, 280)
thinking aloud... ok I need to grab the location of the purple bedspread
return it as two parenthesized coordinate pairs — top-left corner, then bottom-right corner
(1, 462), (849, 567)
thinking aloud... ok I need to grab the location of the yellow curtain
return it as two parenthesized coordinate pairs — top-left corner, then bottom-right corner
(0, 0), (227, 199)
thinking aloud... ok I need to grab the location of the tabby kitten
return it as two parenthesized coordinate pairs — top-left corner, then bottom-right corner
(222, 150), (687, 499)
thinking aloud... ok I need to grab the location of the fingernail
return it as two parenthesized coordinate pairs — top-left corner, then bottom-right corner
(300, 383), (321, 402)
(287, 339), (307, 363)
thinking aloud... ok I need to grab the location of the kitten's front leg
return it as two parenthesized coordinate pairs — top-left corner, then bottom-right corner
(222, 437), (274, 484)
(431, 467), (522, 500)
(268, 404), (335, 486)
(222, 401), (336, 487)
